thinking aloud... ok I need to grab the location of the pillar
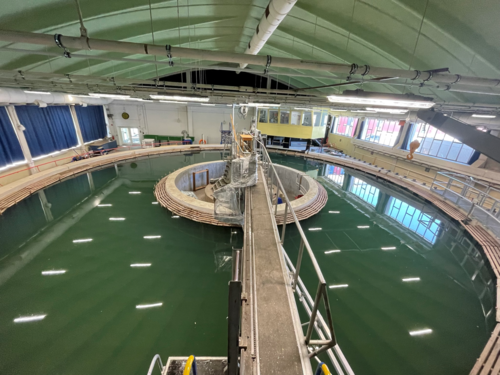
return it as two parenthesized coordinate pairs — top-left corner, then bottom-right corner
(6, 105), (35, 173)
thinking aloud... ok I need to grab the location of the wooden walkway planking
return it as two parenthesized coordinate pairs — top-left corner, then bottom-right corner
(470, 324), (500, 375)
(154, 173), (328, 227)
(0, 145), (211, 214)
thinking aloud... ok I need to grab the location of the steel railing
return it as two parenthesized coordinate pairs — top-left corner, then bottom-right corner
(257, 142), (346, 364)
(430, 172), (500, 239)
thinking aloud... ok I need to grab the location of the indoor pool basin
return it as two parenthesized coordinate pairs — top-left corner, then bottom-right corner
(0, 151), (495, 375)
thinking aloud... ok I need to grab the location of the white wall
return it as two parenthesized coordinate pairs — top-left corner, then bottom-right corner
(107, 101), (254, 144)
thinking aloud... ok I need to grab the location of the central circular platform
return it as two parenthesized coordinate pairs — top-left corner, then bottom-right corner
(154, 160), (327, 226)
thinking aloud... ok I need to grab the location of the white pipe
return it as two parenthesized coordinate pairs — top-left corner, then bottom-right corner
(0, 87), (113, 105)
(240, 0), (297, 69)
(0, 29), (499, 89)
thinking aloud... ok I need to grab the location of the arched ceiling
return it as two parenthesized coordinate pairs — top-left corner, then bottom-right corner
(0, 0), (499, 104)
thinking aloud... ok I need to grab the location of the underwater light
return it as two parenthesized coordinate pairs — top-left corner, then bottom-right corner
(136, 303), (163, 309)
(41, 270), (66, 275)
(325, 250), (341, 254)
(14, 315), (47, 323)
(73, 239), (93, 243)
(409, 328), (432, 336)
(329, 284), (348, 289)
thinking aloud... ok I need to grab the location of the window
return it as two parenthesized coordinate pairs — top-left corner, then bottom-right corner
(269, 109), (279, 123)
(325, 165), (345, 186)
(349, 177), (380, 206)
(75, 106), (107, 143)
(407, 122), (475, 164)
(302, 111), (312, 126)
(15, 105), (78, 158)
(313, 111), (322, 126)
(321, 112), (329, 127)
(332, 116), (359, 137)
(258, 109), (267, 123)
(280, 110), (290, 124)
(120, 127), (140, 144)
(385, 197), (441, 244)
(291, 111), (301, 125)
(361, 118), (401, 147)
(0, 107), (24, 169)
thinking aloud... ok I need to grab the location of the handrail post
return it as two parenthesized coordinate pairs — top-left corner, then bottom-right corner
(275, 186), (280, 215)
(293, 238), (304, 291)
(281, 202), (288, 244)
(305, 281), (323, 344)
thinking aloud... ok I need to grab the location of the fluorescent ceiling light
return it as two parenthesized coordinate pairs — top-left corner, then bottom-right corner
(472, 114), (496, 118)
(366, 107), (408, 114)
(97, 204), (112, 207)
(89, 93), (130, 99)
(130, 263), (152, 267)
(24, 90), (51, 95)
(241, 103), (280, 107)
(109, 217), (125, 221)
(329, 284), (348, 289)
(352, 110), (377, 113)
(402, 277), (420, 282)
(357, 225), (370, 229)
(329, 211), (340, 214)
(330, 109), (347, 112)
(72, 94), (92, 98)
(201, 103), (215, 106)
(73, 239), (93, 243)
(42, 270), (66, 275)
(151, 95), (209, 102)
(308, 228), (322, 231)
(294, 107), (311, 111)
(381, 246), (396, 250)
(14, 315), (47, 323)
(144, 235), (161, 239)
(129, 191), (141, 194)
(159, 100), (188, 104)
(227, 104), (233, 106)
(325, 250), (341, 254)
(136, 303), (163, 309)
(327, 94), (435, 108)
(409, 328), (432, 336)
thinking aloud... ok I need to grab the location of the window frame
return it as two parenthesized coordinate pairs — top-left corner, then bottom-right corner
(406, 122), (476, 164)
(360, 118), (402, 147)
(332, 116), (359, 138)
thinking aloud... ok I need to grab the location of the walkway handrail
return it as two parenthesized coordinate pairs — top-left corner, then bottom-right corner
(258, 141), (337, 358)
(146, 354), (164, 375)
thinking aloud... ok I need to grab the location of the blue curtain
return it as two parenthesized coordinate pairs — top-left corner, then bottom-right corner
(0, 107), (24, 167)
(15, 105), (78, 158)
(75, 105), (107, 143)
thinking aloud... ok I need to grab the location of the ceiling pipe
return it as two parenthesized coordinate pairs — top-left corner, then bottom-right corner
(0, 47), (342, 81)
(0, 29), (499, 89)
(240, 0), (297, 70)
(0, 87), (113, 105)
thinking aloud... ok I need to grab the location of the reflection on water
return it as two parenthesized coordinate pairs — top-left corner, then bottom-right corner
(386, 197), (441, 244)
(271, 153), (496, 375)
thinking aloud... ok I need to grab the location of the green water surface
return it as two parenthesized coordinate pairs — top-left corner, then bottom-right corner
(0, 151), (495, 375)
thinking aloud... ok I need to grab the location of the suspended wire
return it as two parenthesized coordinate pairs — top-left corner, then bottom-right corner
(148, 0), (160, 80)
(345, 0), (357, 52)
(403, 0), (430, 94)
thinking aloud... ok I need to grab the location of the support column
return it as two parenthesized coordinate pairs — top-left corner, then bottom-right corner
(186, 105), (194, 140)
(6, 105), (35, 173)
(69, 105), (85, 151)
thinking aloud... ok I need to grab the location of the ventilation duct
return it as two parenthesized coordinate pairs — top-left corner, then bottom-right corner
(0, 88), (113, 105)
(240, 0), (297, 69)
